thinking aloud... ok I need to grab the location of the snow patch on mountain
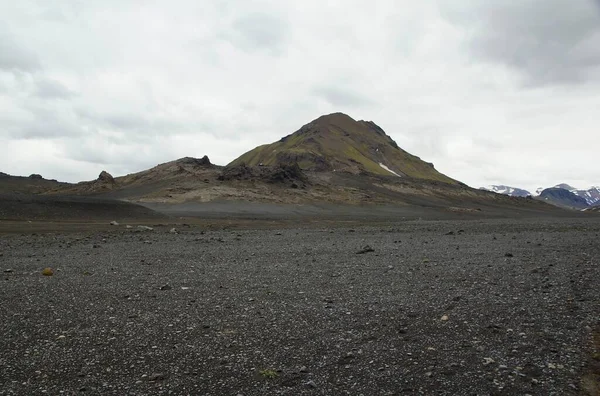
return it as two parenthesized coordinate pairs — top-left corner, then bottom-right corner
(379, 163), (401, 177)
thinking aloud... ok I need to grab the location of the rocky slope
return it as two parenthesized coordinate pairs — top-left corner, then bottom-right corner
(229, 113), (456, 183)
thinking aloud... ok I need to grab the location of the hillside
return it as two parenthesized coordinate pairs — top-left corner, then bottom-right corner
(50, 156), (221, 200)
(229, 113), (456, 184)
(0, 172), (70, 194)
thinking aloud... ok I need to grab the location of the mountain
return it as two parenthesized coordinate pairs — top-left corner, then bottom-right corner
(538, 188), (589, 210)
(551, 184), (600, 206)
(479, 185), (532, 197)
(576, 186), (600, 206)
(480, 182), (600, 208)
(0, 113), (581, 218)
(229, 113), (456, 184)
(0, 172), (70, 194)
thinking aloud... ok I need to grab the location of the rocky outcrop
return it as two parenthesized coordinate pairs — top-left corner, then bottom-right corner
(98, 171), (115, 184)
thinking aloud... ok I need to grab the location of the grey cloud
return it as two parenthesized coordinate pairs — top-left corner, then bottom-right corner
(442, 0), (600, 86)
(0, 29), (41, 73)
(224, 13), (289, 54)
(34, 78), (75, 99)
(313, 85), (375, 108)
(6, 101), (83, 140)
(74, 107), (222, 141)
(19, 120), (80, 139)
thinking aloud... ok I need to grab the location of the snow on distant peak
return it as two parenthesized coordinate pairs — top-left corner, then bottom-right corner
(481, 185), (531, 198)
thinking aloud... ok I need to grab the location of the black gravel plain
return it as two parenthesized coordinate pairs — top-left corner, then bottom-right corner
(1, 218), (600, 395)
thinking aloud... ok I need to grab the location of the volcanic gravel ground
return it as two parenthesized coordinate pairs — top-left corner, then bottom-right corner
(1, 219), (599, 395)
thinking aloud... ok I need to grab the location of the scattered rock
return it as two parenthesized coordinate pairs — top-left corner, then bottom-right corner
(445, 231), (455, 235)
(505, 253), (514, 257)
(110, 221), (119, 226)
(4, 269), (13, 273)
(137, 226), (154, 231)
(42, 268), (54, 276)
(441, 315), (449, 321)
(148, 372), (167, 382)
(483, 357), (495, 365)
(169, 228), (178, 234)
(125, 225), (133, 229)
(305, 380), (317, 388)
(356, 245), (375, 254)
(159, 284), (172, 291)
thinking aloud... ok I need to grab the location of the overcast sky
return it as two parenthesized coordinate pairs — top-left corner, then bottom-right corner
(1, 0), (599, 192)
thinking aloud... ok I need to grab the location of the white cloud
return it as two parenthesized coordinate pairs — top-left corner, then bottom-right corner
(0, 0), (598, 193)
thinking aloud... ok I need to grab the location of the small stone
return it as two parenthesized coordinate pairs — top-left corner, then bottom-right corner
(126, 225), (133, 229)
(42, 268), (54, 276)
(356, 245), (375, 254)
(425, 371), (433, 377)
(137, 226), (154, 231)
(110, 221), (119, 226)
(483, 357), (495, 365)
(299, 366), (308, 373)
(148, 372), (167, 381)
(159, 284), (172, 291)
(169, 228), (178, 234)
(505, 253), (514, 257)
(441, 315), (449, 321)
(305, 380), (317, 388)
(3, 269), (13, 273)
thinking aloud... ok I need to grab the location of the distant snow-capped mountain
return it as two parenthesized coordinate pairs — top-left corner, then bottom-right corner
(552, 184), (600, 206)
(480, 183), (600, 206)
(479, 185), (532, 197)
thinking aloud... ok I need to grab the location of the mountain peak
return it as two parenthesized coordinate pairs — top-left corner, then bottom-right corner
(229, 114), (455, 183)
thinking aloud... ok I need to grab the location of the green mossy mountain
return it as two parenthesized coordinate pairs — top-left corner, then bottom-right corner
(229, 113), (456, 184)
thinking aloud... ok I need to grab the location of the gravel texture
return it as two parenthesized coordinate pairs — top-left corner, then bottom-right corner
(1, 218), (599, 395)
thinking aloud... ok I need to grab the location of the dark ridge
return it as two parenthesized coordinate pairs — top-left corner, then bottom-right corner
(177, 156), (213, 167)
